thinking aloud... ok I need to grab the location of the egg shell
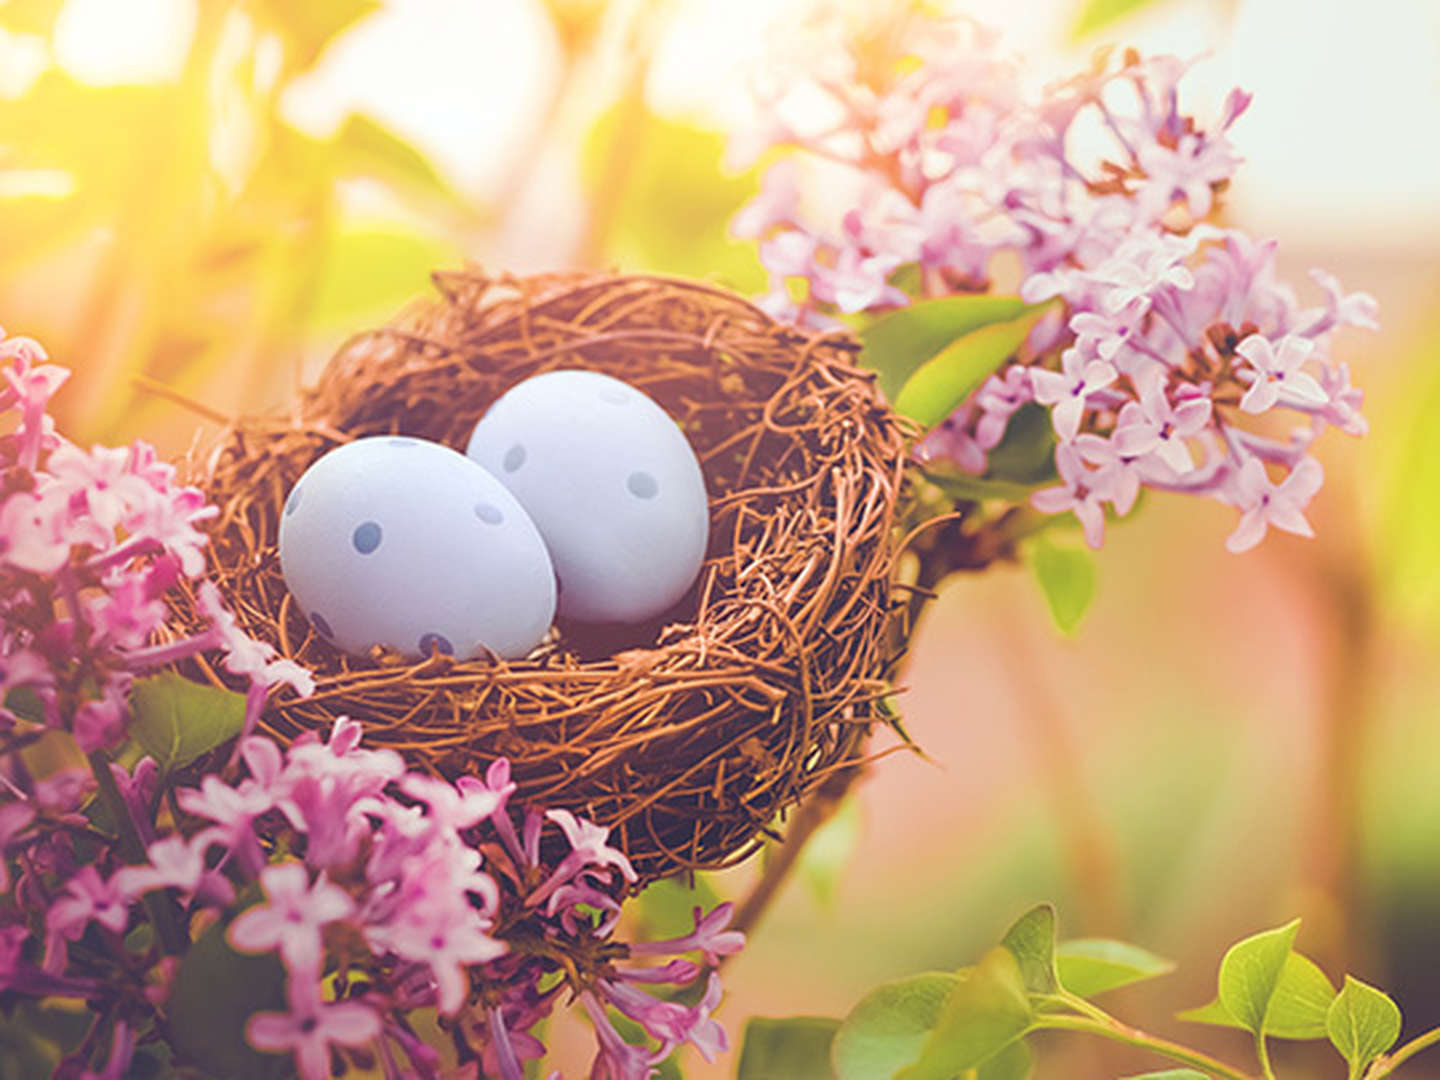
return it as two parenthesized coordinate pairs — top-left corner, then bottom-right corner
(465, 370), (709, 624)
(279, 436), (556, 660)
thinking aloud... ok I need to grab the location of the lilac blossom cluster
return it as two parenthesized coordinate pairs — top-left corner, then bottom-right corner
(0, 329), (312, 750)
(730, 14), (1378, 550)
(0, 338), (742, 1078)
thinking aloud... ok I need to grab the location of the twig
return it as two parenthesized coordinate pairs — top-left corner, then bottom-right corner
(1034, 1013), (1258, 1080)
(1364, 1024), (1440, 1078)
(725, 761), (864, 951)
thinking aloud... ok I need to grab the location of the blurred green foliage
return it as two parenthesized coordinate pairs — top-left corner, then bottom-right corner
(1374, 315), (1440, 632)
(582, 106), (765, 293)
(0, 0), (471, 443)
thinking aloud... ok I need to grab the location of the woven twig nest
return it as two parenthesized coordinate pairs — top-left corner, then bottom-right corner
(181, 270), (910, 884)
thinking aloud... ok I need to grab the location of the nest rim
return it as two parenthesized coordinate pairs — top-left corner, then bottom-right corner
(178, 269), (912, 885)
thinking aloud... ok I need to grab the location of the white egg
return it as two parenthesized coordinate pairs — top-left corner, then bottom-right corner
(465, 370), (709, 624)
(279, 436), (556, 660)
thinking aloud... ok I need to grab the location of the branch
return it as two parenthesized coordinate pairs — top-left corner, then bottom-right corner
(724, 761), (863, 953)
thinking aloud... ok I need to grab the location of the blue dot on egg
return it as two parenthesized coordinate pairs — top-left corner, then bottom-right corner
(310, 612), (333, 640)
(503, 444), (526, 472)
(627, 471), (659, 499)
(474, 502), (504, 525)
(599, 385), (629, 404)
(390, 437), (417, 447)
(419, 632), (453, 656)
(285, 486), (302, 515)
(352, 521), (383, 554)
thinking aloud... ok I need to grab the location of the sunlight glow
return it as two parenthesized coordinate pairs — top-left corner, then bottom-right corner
(52, 0), (194, 85)
(0, 26), (47, 98)
(281, 0), (560, 199)
(0, 169), (74, 198)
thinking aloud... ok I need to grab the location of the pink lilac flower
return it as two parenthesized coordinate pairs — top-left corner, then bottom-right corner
(399, 773), (503, 832)
(1224, 456), (1324, 553)
(176, 772), (272, 874)
(1111, 371), (1211, 474)
(72, 675), (131, 753)
(1030, 350), (1117, 442)
(31, 768), (93, 815)
(1236, 334), (1327, 414)
(731, 10), (1374, 552)
(580, 991), (661, 1080)
(729, 159), (802, 239)
(1305, 269), (1380, 334)
(43, 867), (129, 973)
(115, 832), (234, 908)
(629, 902), (746, 967)
(1072, 434), (1148, 518)
(0, 491), (70, 575)
(229, 863), (355, 980)
(196, 581), (315, 698)
(246, 990), (382, 1080)
(1031, 444), (1112, 549)
(529, 809), (638, 908)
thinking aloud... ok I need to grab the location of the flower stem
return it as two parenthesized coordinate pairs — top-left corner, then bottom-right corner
(1363, 1025), (1440, 1079)
(1033, 1013), (1258, 1080)
(1255, 1031), (1277, 1080)
(87, 751), (185, 955)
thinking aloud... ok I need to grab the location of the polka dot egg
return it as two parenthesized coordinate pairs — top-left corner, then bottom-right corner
(279, 437), (556, 660)
(465, 370), (709, 624)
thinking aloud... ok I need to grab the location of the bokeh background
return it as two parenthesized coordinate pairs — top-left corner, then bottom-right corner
(2, 0), (1437, 1076)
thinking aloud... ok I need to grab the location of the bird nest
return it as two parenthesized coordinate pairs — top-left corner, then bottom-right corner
(176, 270), (912, 885)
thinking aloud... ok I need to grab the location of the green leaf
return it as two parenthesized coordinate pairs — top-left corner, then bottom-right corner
(924, 469), (1044, 505)
(737, 1017), (840, 1080)
(1000, 904), (1059, 995)
(799, 795), (860, 908)
(897, 948), (1033, 1080)
(331, 113), (464, 211)
(169, 906), (290, 1079)
(1182, 949), (1332, 1039)
(1217, 920), (1302, 1034)
(1025, 535), (1097, 636)
(3, 686), (44, 723)
(983, 403), (1057, 484)
(128, 671), (248, 774)
(1263, 953), (1339, 1039)
(1327, 976), (1402, 1071)
(1056, 938), (1175, 999)
(635, 873), (722, 942)
(0, 996), (95, 1078)
(1070, 0), (1168, 40)
(832, 972), (960, 1080)
(978, 1038), (1033, 1080)
(892, 307), (1051, 430)
(858, 295), (1030, 404)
